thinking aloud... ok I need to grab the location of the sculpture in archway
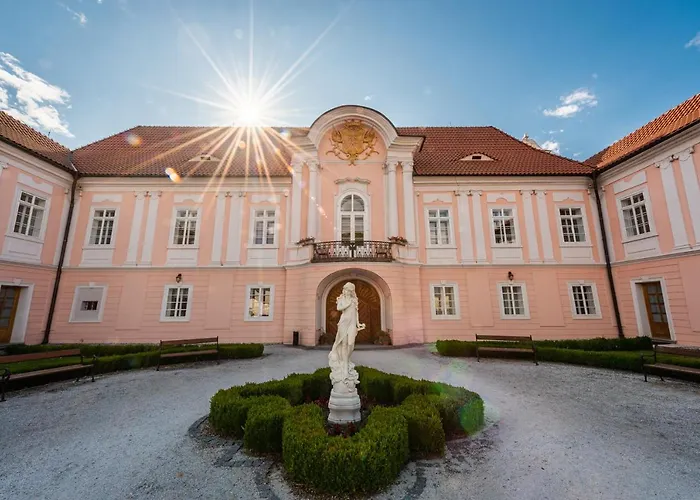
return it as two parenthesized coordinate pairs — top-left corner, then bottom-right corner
(326, 279), (380, 344)
(328, 282), (364, 423)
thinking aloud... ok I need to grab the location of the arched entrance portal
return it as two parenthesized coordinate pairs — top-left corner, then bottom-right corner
(325, 279), (381, 344)
(316, 268), (392, 345)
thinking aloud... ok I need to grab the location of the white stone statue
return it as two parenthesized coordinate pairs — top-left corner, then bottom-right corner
(327, 282), (365, 423)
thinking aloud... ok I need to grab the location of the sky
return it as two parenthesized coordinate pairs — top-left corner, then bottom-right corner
(1, 0), (699, 160)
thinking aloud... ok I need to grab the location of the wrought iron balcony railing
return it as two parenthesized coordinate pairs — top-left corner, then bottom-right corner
(311, 240), (394, 263)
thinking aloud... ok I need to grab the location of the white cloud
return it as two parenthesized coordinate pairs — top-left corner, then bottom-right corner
(592, 73), (598, 79)
(364, 94), (373, 101)
(546, 129), (564, 134)
(685, 32), (700, 49)
(0, 52), (73, 137)
(58, 3), (88, 26)
(573, 152), (582, 157)
(544, 88), (597, 118)
(541, 140), (560, 155)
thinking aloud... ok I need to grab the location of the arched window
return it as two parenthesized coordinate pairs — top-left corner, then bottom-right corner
(339, 194), (365, 243)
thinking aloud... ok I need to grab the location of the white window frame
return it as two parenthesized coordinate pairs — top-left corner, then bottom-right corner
(160, 284), (193, 322)
(567, 282), (602, 319)
(498, 282), (530, 319)
(425, 207), (455, 247)
(69, 285), (108, 323)
(557, 205), (588, 246)
(85, 207), (119, 248)
(490, 205), (519, 246)
(429, 283), (460, 320)
(169, 206), (201, 247)
(249, 206), (278, 247)
(245, 284), (275, 322)
(8, 187), (51, 242)
(336, 192), (369, 242)
(616, 187), (656, 243)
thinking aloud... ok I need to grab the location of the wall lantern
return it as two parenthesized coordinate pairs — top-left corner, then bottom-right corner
(507, 271), (514, 282)
(175, 273), (183, 284)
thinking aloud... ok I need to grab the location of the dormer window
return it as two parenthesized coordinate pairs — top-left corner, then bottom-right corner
(189, 153), (219, 162)
(459, 153), (494, 161)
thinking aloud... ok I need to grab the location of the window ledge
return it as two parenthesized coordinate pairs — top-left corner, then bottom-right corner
(159, 317), (191, 323)
(245, 317), (274, 322)
(83, 245), (116, 250)
(249, 244), (279, 249)
(622, 232), (658, 244)
(560, 242), (592, 248)
(167, 245), (200, 250)
(5, 232), (44, 244)
(431, 315), (461, 321)
(68, 319), (103, 324)
(572, 315), (603, 320)
(500, 315), (530, 320)
(427, 244), (457, 250)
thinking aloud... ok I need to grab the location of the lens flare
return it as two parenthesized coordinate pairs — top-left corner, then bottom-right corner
(126, 133), (142, 147)
(165, 167), (181, 183)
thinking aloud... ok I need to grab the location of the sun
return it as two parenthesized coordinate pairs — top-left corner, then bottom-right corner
(237, 99), (264, 126)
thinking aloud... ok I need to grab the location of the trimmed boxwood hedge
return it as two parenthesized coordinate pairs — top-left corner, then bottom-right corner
(209, 366), (484, 494)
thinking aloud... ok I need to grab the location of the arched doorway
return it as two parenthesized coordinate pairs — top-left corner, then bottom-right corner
(317, 269), (391, 344)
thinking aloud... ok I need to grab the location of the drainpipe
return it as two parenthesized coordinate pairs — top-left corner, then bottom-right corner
(42, 156), (79, 344)
(592, 173), (624, 338)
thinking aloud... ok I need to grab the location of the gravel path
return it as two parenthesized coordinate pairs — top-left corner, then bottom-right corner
(1, 346), (699, 500)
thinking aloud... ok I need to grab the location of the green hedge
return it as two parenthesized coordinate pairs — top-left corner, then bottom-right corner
(4, 342), (265, 358)
(209, 366), (484, 494)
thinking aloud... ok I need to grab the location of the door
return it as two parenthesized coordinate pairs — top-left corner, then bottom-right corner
(0, 286), (21, 344)
(325, 279), (381, 344)
(641, 282), (671, 340)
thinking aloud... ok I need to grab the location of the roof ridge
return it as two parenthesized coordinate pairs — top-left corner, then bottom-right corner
(0, 111), (70, 152)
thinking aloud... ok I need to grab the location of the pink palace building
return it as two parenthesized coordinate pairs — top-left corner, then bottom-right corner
(1, 95), (699, 347)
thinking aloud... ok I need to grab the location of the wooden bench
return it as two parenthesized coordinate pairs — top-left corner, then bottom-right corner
(642, 345), (700, 382)
(156, 337), (219, 371)
(0, 349), (95, 402)
(475, 335), (538, 365)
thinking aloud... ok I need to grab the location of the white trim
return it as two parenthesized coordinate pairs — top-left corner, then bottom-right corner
(7, 185), (52, 242)
(429, 282), (461, 320)
(658, 158), (689, 249)
(535, 191), (555, 262)
(307, 161), (319, 239)
(386, 161), (399, 236)
(552, 191), (584, 203)
(173, 193), (204, 203)
(69, 285), (108, 323)
(471, 192), (487, 262)
(630, 277), (675, 341)
(211, 192), (227, 264)
(589, 191), (606, 263)
(613, 171), (647, 194)
(0, 282), (34, 343)
(521, 190), (540, 262)
(486, 192), (516, 203)
(567, 281), (602, 319)
(83, 206), (120, 249)
(225, 193), (244, 264)
(402, 162), (416, 243)
(598, 188), (616, 262)
(168, 205), (202, 248)
(160, 284), (193, 322)
(244, 284), (275, 322)
(556, 204), (590, 246)
(63, 194), (81, 266)
(425, 206), (456, 248)
(423, 193), (453, 203)
(17, 172), (53, 194)
(497, 281), (530, 319)
(677, 147), (700, 245)
(141, 192), (161, 265)
(616, 186), (657, 243)
(336, 190), (370, 241)
(53, 189), (71, 266)
(248, 205), (279, 247)
(125, 192), (146, 264)
(489, 204), (520, 246)
(0, 144), (75, 184)
(456, 191), (474, 262)
(289, 162), (303, 244)
(92, 194), (123, 203)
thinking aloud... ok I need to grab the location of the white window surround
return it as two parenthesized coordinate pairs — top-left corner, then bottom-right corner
(249, 206), (279, 247)
(424, 206), (456, 248)
(429, 283), (461, 320)
(168, 206), (201, 248)
(557, 205), (590, 246)
(245, 284), (275, 322)
(630, 277), (675, 341)
(489, 205), (521, 247)
(84, 207), (119, 248)
(160, 284), (193, 322)
(69, 286), (108, 323)
(336, 190), (370, 241)
(7, 186), (51, 243)
(616, 187), (657, 243)
(567, 282), (602, 319)
(498, 282), (530, 319)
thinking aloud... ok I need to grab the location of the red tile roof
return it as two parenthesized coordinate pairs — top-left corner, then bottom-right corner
(0, 111), (72, 170)
(398, 126), (592, 176)
(586, 93), (700, 169)
(73, 126), (294, 177)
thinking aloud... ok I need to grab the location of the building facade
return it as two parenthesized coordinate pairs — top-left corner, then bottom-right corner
(0, 97), (699, 346)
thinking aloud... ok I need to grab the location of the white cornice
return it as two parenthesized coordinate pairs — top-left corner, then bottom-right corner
(0, 142), (73, 185)
(413, 175), (592, 190)
(77, 176), (292, 190)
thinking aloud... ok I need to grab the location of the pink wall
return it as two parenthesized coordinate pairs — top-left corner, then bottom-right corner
(0, 262), (55, 344)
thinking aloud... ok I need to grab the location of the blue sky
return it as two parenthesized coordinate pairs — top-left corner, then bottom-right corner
(1, 0), (698, 159)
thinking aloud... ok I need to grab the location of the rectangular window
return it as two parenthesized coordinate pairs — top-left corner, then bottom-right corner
(559, 207), (586, 243)
(253, 209), (276, 245)
(432, 285), (458, 318)
(69, 286), (107, 323)
(500, 284), (527, 317)
(492, 208), (516, 244)
(428, 209), (451, 245)
(173, 209), (198, 245)
(13, 191), (46, 238)
(570, 284), (598, 317)
(81, 300), (99, 311)
(89, 209), (116, 245)
(620, 193), (651, 238)
(163, 286), (191, 320)
(247, 285), (273, 320)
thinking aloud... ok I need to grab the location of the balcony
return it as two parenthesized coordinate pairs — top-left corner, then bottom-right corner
(311, 240), (394, 263)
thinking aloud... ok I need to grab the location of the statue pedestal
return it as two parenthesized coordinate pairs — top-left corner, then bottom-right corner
(328, 386), (361, 424)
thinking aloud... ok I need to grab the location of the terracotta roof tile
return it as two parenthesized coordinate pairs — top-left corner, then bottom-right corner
(0, 111), (72, 170)
(398, 126), (592, 176)
(73, 126), (293, 177)
(586, 93), (700, 169)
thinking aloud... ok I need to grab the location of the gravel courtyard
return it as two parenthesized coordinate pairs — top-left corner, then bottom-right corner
(1, 345), (699, 500)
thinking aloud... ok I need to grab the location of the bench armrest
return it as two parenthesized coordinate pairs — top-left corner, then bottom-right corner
(1, 367), (9, 380)
(640, 352), (655, 364)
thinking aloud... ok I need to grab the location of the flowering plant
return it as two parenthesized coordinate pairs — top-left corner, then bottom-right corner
(388, 236), (408, 246)
(295, 236), (315, 246)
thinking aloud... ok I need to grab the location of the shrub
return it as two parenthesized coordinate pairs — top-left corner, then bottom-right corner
(400, 395), (445, 455)
(243, 396), (290, 452)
